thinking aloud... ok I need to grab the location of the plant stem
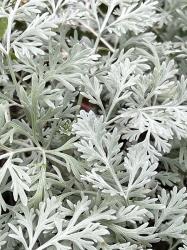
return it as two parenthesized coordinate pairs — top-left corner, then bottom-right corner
(105, 94), (118, 122)
(0, 147), (42, 160)
(169, 240), (181, 250)
(7, 55), (20, 96)
(106, 105), (187, 125)
(93, 5), (114, 52)
(80, 21), (115, 53)
(6, 0), (21, 53)
(45, 119), (58, 149)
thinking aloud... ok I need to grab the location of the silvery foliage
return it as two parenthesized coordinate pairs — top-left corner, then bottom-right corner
(0, 0), (186, 249)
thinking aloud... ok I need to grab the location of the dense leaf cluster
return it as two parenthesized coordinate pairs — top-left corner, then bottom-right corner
(0, 0), (187, 249)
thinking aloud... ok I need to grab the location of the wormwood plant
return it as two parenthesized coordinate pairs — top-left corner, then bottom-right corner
(0, 0), (187, 249)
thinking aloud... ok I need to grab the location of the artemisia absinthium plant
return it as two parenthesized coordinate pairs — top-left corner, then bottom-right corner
(0, 0), (187, 249)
